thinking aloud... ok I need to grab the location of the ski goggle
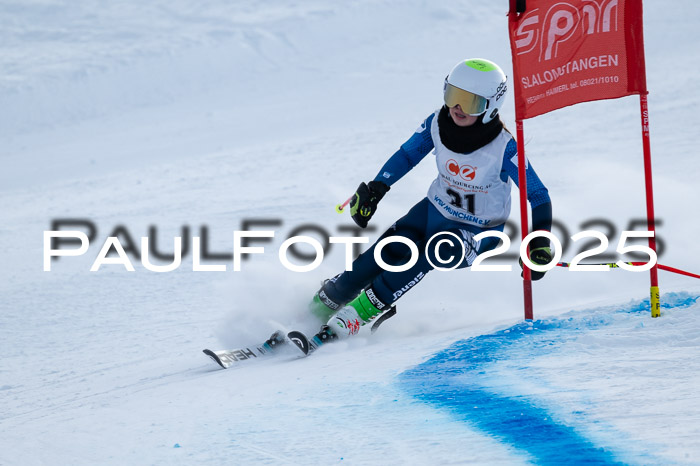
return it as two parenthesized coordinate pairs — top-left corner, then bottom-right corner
(444, 83), (488, 115)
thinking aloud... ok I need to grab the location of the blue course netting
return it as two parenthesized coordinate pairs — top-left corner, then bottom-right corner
(399, 292), (699, 465)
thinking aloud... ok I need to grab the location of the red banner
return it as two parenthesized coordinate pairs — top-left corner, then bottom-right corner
(508, 0), (647, 119)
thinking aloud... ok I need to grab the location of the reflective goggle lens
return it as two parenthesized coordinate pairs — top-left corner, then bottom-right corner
(444, 84), (488, 115)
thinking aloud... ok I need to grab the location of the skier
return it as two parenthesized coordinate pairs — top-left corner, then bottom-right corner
(309, 58), (553, 340)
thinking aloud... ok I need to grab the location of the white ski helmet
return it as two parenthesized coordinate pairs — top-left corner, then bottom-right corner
(443, 58), (507, 124)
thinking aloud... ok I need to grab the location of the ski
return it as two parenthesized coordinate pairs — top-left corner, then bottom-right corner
(204, 308), (398, 368)
(203, 344), (274, 369)
(286, 327), (334, 356)
(286, 308), (398, 357)
(286, 330), (312, 355)
(203, 330), (287, 369)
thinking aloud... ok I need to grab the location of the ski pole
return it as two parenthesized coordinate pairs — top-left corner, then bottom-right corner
(335, 194), (355, 214)
(556, 262), (700, 279)
(556, 261), (643, 268)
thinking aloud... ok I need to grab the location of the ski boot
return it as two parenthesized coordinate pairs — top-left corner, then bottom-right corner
(309, 278), (346, 323)
(326, 286), (394, 338)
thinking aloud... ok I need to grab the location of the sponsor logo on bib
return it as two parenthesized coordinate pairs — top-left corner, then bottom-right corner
(446, 159), (477, 181)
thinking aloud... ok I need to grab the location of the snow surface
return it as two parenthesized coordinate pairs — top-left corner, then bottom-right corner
(2, 1), (700, 464)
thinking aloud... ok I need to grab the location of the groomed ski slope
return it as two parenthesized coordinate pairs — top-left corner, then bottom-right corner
(2, 1), (700, 464)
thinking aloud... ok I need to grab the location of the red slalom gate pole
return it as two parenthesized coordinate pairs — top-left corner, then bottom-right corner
(516, 120), (534, 321)
(640, 93), (661, 317)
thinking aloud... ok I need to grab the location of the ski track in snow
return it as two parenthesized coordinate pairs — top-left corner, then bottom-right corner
(1, 0), (700, 464)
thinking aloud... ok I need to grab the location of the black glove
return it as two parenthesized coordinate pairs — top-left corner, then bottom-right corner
(519, 246), (553, 281)
(350, 181), (390, 228)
